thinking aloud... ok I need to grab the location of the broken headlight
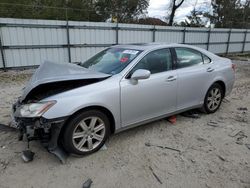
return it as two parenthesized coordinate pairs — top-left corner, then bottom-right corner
(19, 101), (56, 118)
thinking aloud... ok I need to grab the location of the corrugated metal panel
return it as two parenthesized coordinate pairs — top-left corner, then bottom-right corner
(0, 30), (3, 68)
(0, 51), (3, 68)
(185, 28), (208, 44)
(71, 47), (106, 62)
(209, 44), (228, 54)
(230, 29), (245, 42)
(192, 44), (207, 50)
(0, 18), (249, 68)
(4, 48), (68, 67)
(245, 32), (250, 42)
(2, 27), (66, 46)
(210, 28), (230, 43)
(118, 23), (153, 44)
(155, 26), (183, 43)
(244, 43), (250, 52)
(229, 43), (243, 52)
(69, 21), (116, 44)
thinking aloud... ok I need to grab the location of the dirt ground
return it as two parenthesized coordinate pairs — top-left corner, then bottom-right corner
(0, 60), (249, 188)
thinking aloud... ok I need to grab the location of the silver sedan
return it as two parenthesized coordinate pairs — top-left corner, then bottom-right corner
(12, 43), (235, 156)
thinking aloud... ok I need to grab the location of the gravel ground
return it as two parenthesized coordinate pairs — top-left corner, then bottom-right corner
(0, 60), (249, 188)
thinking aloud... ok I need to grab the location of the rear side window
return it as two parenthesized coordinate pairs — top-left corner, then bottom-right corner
(130, 48), (172, 74)
(175, 48), (203, 69)
(202, 54), (211, 64)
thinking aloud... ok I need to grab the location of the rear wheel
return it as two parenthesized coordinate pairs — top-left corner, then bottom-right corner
(62, 110), (110, 155)
(202, 83), (223, 114)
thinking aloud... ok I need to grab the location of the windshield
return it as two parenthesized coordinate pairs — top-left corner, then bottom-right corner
(80, 48), (142, 75)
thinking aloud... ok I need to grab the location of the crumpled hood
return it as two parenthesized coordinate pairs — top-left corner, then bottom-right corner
(21, 61), (110, 101)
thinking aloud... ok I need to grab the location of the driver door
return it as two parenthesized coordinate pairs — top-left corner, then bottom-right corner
(120, 48), (177, 127)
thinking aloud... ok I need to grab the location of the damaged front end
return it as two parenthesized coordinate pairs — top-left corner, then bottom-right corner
(12, 99), (68, 163)
(11, 61), (111, 163)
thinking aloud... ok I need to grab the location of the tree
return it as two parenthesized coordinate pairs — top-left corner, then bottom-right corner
(167, 0), (185, 26)
(184, 8), (206, 27)
(205, 0), (250, 28)
(94, 0), (149, 23)
(0, 0), (100, 21)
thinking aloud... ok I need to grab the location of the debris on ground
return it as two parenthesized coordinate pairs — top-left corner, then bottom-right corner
(100, 144), (107, 150)
(149, 166), (162, 184)
(228, 130), (243, 137)
(49, 147), (68, 164)
(233, 113), (248, 123)
(21, 150), (35, 163)
(237, 107), (248, 111)
(82, 178), (93, 188)
(0, 123), (17, 132)
(181, 110), (201, 119)
(245, 144), (250, 150)
(145, 142), (181, 153)
(222, 98), (230, 103)
(196, 137), (207, 142)
(207, 121), (219, 127)
(228, 130), (248, 145)
(0, 159), (9, 170)
(235, 132), (247, 145)
(167, 115), (176, 124)
(217, 155), (226, 162)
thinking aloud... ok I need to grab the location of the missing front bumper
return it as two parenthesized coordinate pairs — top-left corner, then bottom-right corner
(13, 115), (69, 163)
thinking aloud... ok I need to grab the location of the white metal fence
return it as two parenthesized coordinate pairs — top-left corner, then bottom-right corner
(0, 18), (250, 69)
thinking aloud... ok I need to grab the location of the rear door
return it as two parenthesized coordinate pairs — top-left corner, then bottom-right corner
(174, 47), (215, 110)
(120, 48), (177, 127)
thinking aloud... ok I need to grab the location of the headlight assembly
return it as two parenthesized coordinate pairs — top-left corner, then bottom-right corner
(19, 101), (56, 118)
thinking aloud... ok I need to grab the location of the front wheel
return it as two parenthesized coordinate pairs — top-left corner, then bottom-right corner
(202, 83), (223, 114)
(62, 110), (110, 155)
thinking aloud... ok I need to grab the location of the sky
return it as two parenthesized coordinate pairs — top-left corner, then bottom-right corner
(147, 0), (211, 22)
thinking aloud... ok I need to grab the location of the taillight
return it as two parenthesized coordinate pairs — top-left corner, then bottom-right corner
(232, 63), (236, 72)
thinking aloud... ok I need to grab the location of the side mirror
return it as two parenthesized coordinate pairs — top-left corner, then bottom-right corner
(131, 69), (150, 80)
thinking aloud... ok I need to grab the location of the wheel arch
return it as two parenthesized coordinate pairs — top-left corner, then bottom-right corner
(212, 80), (226, 98)
(59, 105), (116, 140)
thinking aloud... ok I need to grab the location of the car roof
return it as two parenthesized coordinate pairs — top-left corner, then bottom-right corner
(112, 43), (176, 51)
(112, 42), (207, 51)
(112, 42), (219, 60)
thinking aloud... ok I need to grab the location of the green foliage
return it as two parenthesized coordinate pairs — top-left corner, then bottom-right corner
(206, 0), (250, 28)
(177, 9), (206, 27)
(0, 0), (149, 22)
(95, 0), (149, 22)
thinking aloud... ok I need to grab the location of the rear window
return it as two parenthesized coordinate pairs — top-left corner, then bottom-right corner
(81, 48), (142, 75)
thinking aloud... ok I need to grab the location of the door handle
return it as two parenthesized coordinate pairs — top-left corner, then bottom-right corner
(166, 76), (177, 82)
(207, 67), (214, 72)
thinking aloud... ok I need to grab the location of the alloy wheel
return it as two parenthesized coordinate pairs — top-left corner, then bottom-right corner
(72, 116), (106, 152)
(207, 88), (222, 111)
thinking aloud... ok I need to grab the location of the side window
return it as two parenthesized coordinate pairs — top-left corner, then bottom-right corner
(175, 48), (203, 69)
(202, 54), (211, 64)
(130, 48), (172, 75)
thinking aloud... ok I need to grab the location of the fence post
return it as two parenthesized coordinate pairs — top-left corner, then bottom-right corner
(0, 24), (6, 71)
(115, 22), (119, 44)
(242, 29), (247, 53)
(226, 28), (232, 55)
(183, 27), (186, 44)
(152, 25), (156, 42)
(207, 28), (211, 50)
(66, 9), (71, 63)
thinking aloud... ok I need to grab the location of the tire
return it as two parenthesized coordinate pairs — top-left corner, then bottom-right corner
(202, 83), (223, 114)
(62, 110), (110, 155)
